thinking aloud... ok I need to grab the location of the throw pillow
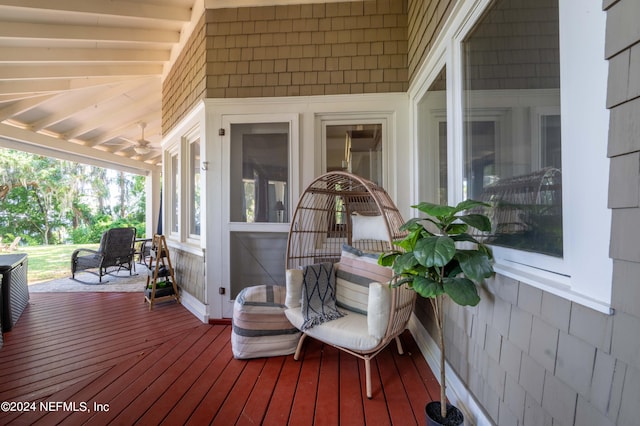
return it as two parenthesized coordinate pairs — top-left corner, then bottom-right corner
(351, 212), (389, 241)
(300, 262), (343, 330)
(336, 244), (393, 314)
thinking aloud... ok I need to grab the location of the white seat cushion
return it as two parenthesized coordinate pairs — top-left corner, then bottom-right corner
(285, 282), (391, 352)
(285, 306), (381, 352)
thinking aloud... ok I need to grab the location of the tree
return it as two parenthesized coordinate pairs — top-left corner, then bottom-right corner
(0, 149), (147, 245)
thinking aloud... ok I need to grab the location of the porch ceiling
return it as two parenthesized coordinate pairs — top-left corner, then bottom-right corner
(0, 0), (201, 170)
(0, 0), (362, 173)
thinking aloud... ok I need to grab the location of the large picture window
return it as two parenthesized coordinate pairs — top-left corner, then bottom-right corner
(413, 0), (610, 311)
(462, 0), (562, 257)
(417, 67), (448, 205)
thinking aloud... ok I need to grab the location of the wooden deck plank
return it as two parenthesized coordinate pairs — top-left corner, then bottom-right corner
(81, 325), (212, 425)
(339, 352), (366, 426)
(314, 344), (340, 426)
(107, 325), (214, 425)
(377, 347), (419, 425)
(134, 325), (228, 425)
(361, 360), (392, 425)
(184, 350), (246, 424)
(392, 334), (435, 421)
(261, 347), (303, 426)
(210, 357), (267, 426)
(235, 355), (285, 426)
(0, 292), (442, 426)
(160, 340), (235, 425)
(289, 338), (322, 426)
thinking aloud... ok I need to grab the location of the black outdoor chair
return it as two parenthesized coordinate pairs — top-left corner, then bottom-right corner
(71, 227), (137, 282)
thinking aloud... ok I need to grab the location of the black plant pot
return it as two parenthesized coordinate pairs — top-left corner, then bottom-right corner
(425, 401), (464, 426)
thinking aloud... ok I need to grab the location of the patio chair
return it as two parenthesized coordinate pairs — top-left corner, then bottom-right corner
(71, 227), (137, 282)
(284, 172), (417, 398)
(0, 237), (20, 252)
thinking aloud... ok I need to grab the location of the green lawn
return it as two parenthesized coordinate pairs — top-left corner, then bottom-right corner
(16, 244), (99, 284)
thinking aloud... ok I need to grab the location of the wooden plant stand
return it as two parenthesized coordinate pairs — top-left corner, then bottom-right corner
(144, 234), (180, 310)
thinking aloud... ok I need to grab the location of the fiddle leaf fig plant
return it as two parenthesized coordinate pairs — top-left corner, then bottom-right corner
(379, 199), (494, 422)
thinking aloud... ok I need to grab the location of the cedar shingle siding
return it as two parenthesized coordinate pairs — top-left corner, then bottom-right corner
(163, 0), (409, 134)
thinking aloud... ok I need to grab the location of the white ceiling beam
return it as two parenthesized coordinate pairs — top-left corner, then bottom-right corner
(0, 64), (163, 80)
(0, 22), (180, 44)
(64, 95), (160, 140)
(0, 94), (55, 121)
(29, 79), (153, 131)
(204, 0), (360, 7)
(0, 76), (136, 95)
(0, 47), (171, 62)
(0, 123), (159, 174)
(0, 0), (192, 22)
(88, 112), (160, 146)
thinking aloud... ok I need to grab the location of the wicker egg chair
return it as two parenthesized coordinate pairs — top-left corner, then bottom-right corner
(285, 171), (417, 398)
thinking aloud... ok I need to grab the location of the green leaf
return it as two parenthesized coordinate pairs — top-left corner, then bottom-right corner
(392, 252), (419, 275)
(413, 202), (456, 219)
(458, 213), (491, 232)
(454, 199), (490, 213)
(450, 233), (480, 244)
(390, 276), (416, 288)
(414, 235), (455, 267)
(477, 243), (494, 260)
(455, 250), (494, 282)
(443, 277), (480, 306)
(446, 223), (468, 235)
(377, 252), (398, 267)
(393, 228), (422, 251)
(399, 217), (425, 232)
(412, 276), (444, 298)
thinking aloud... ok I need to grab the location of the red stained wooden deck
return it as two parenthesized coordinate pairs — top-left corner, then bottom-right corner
(0, 292), (440, 425)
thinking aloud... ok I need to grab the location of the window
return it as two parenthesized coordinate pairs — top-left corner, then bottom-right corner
(189, 138), (201, 236)
(462, 0), (562, 257)
(169, 151), (179, 234)
(412, 0), (611, 311)
(325, 123), (383, 185)
(229, 122), (289, 223)
(418, 67), (448, 205)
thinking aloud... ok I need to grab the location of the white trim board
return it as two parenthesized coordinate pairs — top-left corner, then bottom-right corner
(179, 289), (209, 324)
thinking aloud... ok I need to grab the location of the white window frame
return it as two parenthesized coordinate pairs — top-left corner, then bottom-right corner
(163, 122), (204, 249)
(185, 127), (202, 243)
(317, 113), (393, 190)
(410, 0), (612, 313)
(164, 145), (181, 240)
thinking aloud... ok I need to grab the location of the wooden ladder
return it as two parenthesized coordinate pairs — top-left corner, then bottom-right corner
(144, 234), (180, 310)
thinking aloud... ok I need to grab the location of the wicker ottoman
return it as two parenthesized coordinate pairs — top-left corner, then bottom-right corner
(231, 285), (300, 359)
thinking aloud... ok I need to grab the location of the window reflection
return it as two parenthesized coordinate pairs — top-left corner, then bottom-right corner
(230, 123), (289, 223)
(325, 124), (382, 185)
(463, 0), (562, 257)
(189, 139), (201, 236)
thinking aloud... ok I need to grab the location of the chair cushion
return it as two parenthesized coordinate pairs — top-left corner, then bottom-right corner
(335, 245), (393, 314)
(285, 281), (390, 351)
(367, 282), (391, 339)
(285, 306), (381, 352)
(285, 268), (303, 309)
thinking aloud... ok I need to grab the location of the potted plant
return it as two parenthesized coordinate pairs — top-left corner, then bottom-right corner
(379, 199), (494, 426)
